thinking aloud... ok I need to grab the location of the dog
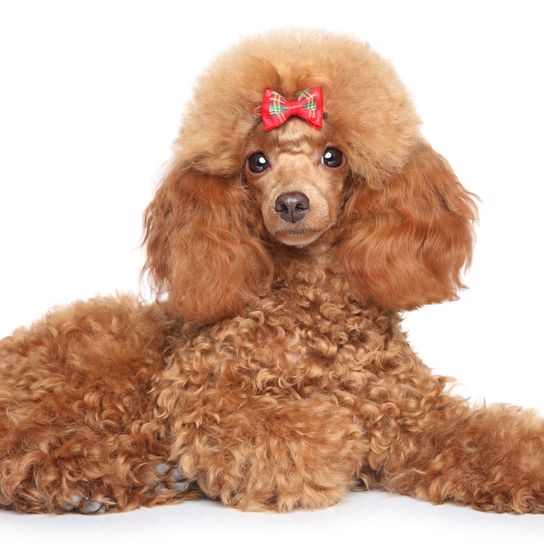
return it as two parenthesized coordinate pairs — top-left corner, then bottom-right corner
(1, 29), (542, 515)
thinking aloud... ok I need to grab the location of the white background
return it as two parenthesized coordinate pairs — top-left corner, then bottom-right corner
(1, 0), (543, 542)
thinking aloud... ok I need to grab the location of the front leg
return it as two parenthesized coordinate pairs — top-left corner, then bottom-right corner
(381, 393), (544, 513)
(166, 395), (368, 512)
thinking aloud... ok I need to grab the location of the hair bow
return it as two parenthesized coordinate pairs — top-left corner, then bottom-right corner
(260, 87), (323, 131)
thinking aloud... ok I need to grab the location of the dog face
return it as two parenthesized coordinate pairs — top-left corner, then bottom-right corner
(143, 31), (477, 324)
(244, 119), (347, 247)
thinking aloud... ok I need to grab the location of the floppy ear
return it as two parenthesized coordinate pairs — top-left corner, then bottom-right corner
(338, 142), (477, 310)
(143, 163), (274, 325)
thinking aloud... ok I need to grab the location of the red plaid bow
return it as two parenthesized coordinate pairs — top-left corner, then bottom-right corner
(260, 87), (323, 131)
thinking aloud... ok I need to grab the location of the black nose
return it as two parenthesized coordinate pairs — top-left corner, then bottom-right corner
(274, 192), (310, 223)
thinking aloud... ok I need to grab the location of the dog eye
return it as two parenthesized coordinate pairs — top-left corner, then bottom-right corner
(247, 152), (269, 173)
(321, 148), (343, 168)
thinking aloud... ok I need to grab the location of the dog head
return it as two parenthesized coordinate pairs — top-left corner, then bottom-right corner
(143, 31), (477, 324)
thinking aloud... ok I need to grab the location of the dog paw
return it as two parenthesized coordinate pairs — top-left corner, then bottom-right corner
(59, 463), (192, 514)
(154, 463), (191, 493)
(81, 500), (108, 515)
(61, 493), (83, 511)
(169, 467), (190, 492)
(61, 494), (115, 515)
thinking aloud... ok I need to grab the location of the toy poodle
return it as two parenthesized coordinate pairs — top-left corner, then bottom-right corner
(1, 30), (543, 516)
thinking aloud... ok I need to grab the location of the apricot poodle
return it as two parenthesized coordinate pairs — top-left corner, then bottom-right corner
(1, 30), (543, 516)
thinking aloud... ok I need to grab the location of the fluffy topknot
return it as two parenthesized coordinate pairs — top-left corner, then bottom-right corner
(175, 30), (421, 184)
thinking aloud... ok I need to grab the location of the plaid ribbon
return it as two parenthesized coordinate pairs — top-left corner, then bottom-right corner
(260, 87), (323, 131)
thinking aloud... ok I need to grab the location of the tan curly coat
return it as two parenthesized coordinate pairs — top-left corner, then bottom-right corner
(1, 30), (543, 514)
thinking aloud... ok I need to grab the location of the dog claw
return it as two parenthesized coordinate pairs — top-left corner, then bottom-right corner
(81, 500), (107, 515)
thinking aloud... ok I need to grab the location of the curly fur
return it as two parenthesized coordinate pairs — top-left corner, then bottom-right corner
(1, 30), (543, 515)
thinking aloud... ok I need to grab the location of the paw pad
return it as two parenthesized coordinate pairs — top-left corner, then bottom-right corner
(154, 463), (192, 494)
(81, 500), (107, 515)
(61, 494), (82, 511)
(60, 462), (192, 514)
(61, 494), (114, 515)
